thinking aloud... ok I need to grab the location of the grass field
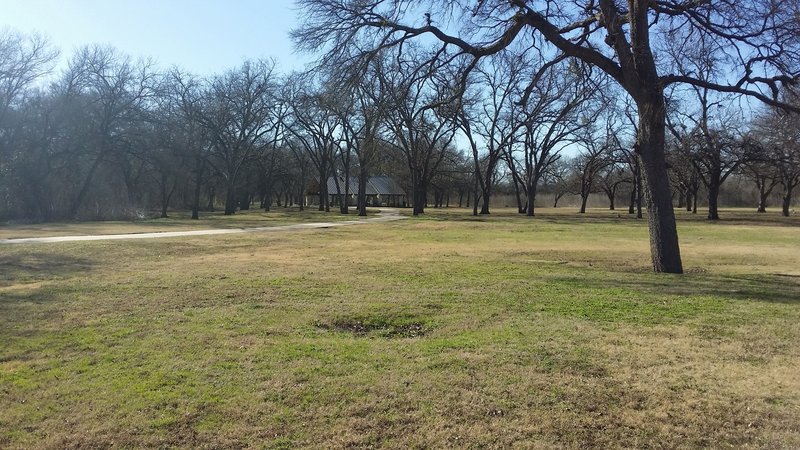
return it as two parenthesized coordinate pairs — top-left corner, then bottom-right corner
(1, 207), (799, 448)
(0, 208), (374, 240)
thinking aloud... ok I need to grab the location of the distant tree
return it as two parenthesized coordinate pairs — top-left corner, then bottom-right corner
(59, 46), (158, 218)
(598, 160), (630, 211)
(666, 142), (701, 214)
(543, 158), (572, 209)
(0, 29), (59, 133)
(670, 121), (751, 220)
(198, 60), (278, 215)
(755, 93), (800, 216)
(516, 59), (598, 217)
(573, 117), (615, 213)
(457, 51), (527, 215)
(282, 74), (343, 212)
(375, 48), (459, 215)
(165, 68), (213, 219)
(741, 137), (781, 213)
(328, 58), (388, 216)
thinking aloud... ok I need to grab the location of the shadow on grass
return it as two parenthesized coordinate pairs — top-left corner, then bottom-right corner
(551, 272), (800, 305)
(0, 253), (94, 288)
(411, 207), (800, 228)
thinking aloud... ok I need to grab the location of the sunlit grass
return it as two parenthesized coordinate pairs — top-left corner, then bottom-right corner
(1, 207), (799, 448)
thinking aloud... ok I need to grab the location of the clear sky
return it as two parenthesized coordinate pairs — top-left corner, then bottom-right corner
(0, 0), (310, 75)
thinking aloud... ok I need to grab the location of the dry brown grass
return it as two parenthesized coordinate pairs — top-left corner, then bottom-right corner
(1, 207), (799, 448)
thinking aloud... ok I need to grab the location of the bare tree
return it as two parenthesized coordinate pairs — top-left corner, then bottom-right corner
(666, 142), (701, 215)
(282, 74), (342, 212)
(195, 60), (277, 215)
(375, 48), (459, 215)
(457, 51), (527, 215)
(741, 136), (781, 213)
(517, 59), (598, 216)
(573, 122), (613, 214)
(755, 94), (800, 216)
(0, 29), (59, 130)
(669, 112), (751, 220)
(598, 160), (630, 210)
(164, 68), (214, 219)
(294, 0), (800, 273)
(59, 46), (158, 218)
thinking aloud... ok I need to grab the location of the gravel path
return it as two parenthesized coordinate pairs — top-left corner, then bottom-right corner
(0, 209), (406, 245)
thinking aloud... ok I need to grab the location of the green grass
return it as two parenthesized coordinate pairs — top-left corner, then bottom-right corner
(1, 207), (799, 448)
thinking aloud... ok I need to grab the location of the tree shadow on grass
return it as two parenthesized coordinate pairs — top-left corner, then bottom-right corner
(414, 208), (800, 228)
(550, 271), (800, 305)
(0, 253), (94, 288)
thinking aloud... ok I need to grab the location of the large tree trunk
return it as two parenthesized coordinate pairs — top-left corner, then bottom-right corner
(191, 159), (204, 220)
(685, 189), (692, 212)
(413, 185), (426, 215)
(224, 179), (237, 215)
(206, 186), (216, 212)
(472, 172), (479, 216)
(607, 188), (616, 210)
(782, 185), (794, 217)
(357, 165), (368, 216)
(479, 183), (491, 214)
(629, 186), (636, 214)
(635, 165), (643, 219)
(159, 173), (174, 218)
(579, 193), (589, 214)
(69, 150), (106, 218)
(707, 172), (721, 220)
(510, 173), (525, 214)
(341, 171), (350, 214)
(526, 181), (537, 217)
(263, 186), (272, 211)
(317, 166), (328, 212)
(757, 197), (767, 213)
(756, 178), (769, 213)
(637, 100), (683, 274)
(553, 192), (564, 208)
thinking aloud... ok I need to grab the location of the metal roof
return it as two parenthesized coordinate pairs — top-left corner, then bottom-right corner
(327, 177), (362, 195)
(325, 176), (406, 196)
(367, 176), (406, 196)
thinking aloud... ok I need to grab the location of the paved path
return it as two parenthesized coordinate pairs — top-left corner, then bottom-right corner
(0, 209), (407, 245)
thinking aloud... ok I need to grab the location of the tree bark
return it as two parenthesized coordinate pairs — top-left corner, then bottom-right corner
(608, 188), (616, 210)
(207, 185), (216, 212)
(472, 172), (479, 216)
(526, 181), (538, 217)
(637, 100), (683, 273)
(191, 158), (204, 220)
(224, 180), (237, 215)
(757, 192), (768, 213)
(579, 194), (589, 214)
(357, 165), (368, 216)
(69, 150), (106, 218)
(629, 186), (636, 214)
(685, 190), (692, 212)
(707, 172), (721, 220)
(783, 186), (794, 217)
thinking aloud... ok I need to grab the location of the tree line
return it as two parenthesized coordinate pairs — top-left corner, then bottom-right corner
(2, 0), (800, 276)
(291, 0), (799, 274)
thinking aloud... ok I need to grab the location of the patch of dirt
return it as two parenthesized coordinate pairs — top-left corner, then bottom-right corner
(315, 316), (429, 338)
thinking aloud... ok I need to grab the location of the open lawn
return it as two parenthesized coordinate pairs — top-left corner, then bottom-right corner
(0, 208), (376, 240)
(1, 207), (799, 448)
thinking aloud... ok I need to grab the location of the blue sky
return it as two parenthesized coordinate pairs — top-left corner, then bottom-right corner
(0, 0), (310, 75)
